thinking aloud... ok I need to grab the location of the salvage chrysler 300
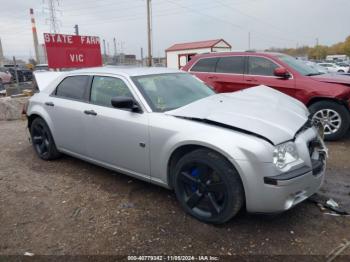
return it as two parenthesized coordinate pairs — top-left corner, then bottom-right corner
(25, 67), (327, 224)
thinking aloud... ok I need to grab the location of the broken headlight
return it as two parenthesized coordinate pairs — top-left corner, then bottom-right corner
(273, 142), (299, 169)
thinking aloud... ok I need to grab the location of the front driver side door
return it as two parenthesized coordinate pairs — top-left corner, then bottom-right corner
(245, 56), (295, 97)
(83, 75), (150, 178)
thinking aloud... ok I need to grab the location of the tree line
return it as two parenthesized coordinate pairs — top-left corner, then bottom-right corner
(266, 35), (350, 60)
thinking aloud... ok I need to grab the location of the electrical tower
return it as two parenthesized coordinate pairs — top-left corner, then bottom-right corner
(44, 0), (61, 34)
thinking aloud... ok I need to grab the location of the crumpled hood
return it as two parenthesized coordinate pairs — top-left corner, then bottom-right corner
(166, 86), (309, 145)
(311, 74), (350, 85)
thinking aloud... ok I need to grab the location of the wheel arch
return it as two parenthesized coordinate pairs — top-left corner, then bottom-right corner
(27, 106), (55, 137)
(166, 144), (246, 196)
(307, 97), (349, 111)
(27, 113), (41, 129)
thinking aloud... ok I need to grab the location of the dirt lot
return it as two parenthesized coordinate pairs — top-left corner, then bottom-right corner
(0, 120), (349, 257)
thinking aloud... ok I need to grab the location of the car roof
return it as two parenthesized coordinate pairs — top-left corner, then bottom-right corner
(191, 51), (285, 59)
(71, 66), (182, 77)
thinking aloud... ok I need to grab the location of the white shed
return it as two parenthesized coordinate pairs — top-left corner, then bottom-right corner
(165, 39), (232, 69)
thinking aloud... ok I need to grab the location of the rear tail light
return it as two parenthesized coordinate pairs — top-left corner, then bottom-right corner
(22, 101), (29, 116)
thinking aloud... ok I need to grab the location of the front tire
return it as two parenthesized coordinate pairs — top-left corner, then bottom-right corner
(309, 101), (350, 140)
(30, 117), (61, 160)
(173, 149), (244, 224)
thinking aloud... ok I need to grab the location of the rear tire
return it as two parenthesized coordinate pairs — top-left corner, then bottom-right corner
(309, 101), (350, 140)
(173, 149), (244, 224)
(30, 117), (61, 160)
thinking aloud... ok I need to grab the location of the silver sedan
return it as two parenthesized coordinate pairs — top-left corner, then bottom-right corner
(25, 67), (327, 224)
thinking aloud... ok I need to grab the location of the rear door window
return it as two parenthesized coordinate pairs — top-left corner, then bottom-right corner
(190, 57), (219, 72)
(248, 56), (279, 76)
(216, 56), (245, 74)
(55, 75), (90, 101)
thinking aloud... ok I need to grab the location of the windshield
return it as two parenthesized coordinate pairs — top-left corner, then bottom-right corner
(131, 73), (215, 112)
(277, 54), (323, 76)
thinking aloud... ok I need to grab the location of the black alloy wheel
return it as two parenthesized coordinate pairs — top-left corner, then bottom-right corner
(174, 149), (244, 224)
(179, 162), (227, 218)
(30, 117), (61, 160)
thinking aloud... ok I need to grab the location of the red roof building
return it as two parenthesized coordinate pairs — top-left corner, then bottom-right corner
(166, 39), (231, 68)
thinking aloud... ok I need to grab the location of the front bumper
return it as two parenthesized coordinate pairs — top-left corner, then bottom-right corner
(263, 159), (324, 186)
(234, 127), (327, 213)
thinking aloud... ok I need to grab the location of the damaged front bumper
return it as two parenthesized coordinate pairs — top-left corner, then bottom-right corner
(264, 159), (325, 186)
(234, 126), (327, 214)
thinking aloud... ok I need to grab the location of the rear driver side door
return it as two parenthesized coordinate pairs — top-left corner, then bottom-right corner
(212, 56), (246, 92)
(48, 75), (91, 156)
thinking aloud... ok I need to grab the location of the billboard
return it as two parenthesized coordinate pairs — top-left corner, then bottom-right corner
(44, 33), (102, 68)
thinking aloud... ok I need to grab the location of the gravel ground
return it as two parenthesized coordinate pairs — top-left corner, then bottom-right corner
(0, 120), (349, 257)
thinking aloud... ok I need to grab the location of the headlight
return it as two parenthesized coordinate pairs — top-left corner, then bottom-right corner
(273, 142), (299, 169)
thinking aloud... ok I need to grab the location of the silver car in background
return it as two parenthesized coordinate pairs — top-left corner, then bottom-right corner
(25, 67), (327, 224)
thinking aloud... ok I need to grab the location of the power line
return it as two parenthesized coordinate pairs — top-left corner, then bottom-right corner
(215, 0), (315, 41)
(164, 0), (293, 45)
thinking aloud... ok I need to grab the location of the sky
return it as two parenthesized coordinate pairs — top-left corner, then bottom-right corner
(0, 0), (349, 60)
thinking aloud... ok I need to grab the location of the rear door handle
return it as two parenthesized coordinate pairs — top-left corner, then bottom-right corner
(208, 76), (218, 79)
(45, 102), (54, 107)
(84, 110), (97, 116)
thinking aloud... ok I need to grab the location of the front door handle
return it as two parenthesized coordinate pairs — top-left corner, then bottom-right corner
(208, 76), (218, 80)
(84, 110), (97, 116)
(45, 102), (54, 107)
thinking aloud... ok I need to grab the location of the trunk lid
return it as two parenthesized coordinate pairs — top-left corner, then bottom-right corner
(33, 71), (64, 92)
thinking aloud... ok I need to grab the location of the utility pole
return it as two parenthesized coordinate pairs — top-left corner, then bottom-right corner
(74, 24), (79, 35)
(12, 56), (19, 87)
(248, 32), (251, 50)
(141, 47), (144, 66)
(103, 39), (107, 62)
(146, 0), (152, 67)
(30, 8), (40, 63)
(0, 38), (4, 66)
(315, 38), (319, 60)
(113, 37), (117, 56)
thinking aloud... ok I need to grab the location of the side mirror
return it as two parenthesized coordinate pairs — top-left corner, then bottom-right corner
(111, 97), (142, 113)
(274, 67), (291, 79)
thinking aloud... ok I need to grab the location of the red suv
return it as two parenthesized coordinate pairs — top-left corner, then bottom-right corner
(182, 52), (350, 140)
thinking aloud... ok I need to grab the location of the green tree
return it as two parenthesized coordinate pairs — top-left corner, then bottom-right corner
(343, 36), (350, 57)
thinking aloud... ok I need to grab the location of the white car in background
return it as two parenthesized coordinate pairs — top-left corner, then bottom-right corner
(318, 63), (349, 73)
(304, 61), (328, 74)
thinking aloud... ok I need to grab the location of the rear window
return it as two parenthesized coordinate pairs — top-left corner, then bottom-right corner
(190, 57), (219, 72)
(55, 76), (89, 101)
(216, 56), (245, 74)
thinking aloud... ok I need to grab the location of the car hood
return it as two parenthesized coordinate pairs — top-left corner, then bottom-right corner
(166, 86), (309, 145)
(310, 74), (350, 85)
